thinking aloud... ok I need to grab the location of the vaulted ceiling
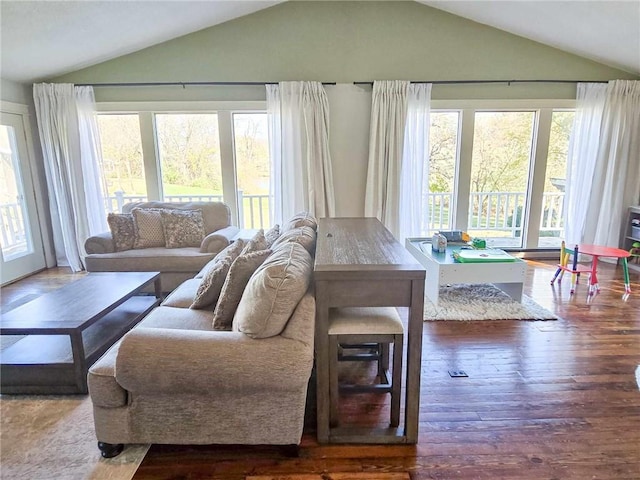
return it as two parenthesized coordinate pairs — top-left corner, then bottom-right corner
(1, 0), (638, 84)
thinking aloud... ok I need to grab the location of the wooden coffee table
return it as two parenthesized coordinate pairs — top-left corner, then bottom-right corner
(1, 272), (161, 394)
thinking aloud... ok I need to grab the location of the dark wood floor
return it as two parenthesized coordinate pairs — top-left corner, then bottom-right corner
(2, 260), (639, 479)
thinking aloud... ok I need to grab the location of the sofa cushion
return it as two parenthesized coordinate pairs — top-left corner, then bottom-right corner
(107, 213), (135, 252)
(161, 279), (201, 308)
(265, 224), (281, 248)
(161, 209), (205, 248)
(285, 211), (317, 232)
(212, 249), (272, 331)
(191, 259), (232, 309)
(241, 229), (267, 254)
(233, 242), (312, 339)
(132, 208), (166, 248)
(270, 225), (316, 255)
(137, 306), (214, 331)
(85, 247), (214, 273)
(195, 239), (245, 279)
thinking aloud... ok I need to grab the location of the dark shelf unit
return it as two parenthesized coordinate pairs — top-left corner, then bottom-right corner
(622, 206), (640, 273)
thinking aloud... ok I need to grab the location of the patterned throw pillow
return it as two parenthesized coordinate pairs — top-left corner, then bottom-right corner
(191, 259), (232, 309)
(195, 239), (246, 279)
(107, 213), (135, 251)
(132, 208), (166, 249)
(160, 209), (206, 248)
(264, 224), (281, 248)
(241, 229), (267, 255)
(212, 249), (272, 330)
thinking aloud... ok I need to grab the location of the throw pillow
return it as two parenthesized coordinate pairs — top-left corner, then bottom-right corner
(264, 224), (281, 248)
(107, 213), (135, 251)
(270, 225), (316, 255)
(195, 239), (246, 279)
(240, 229), (268, 255)
(233, 242), (312, 339)
(191, 259), (232, 309)
(132, 208), (166, 248)
(160, 209), (206, 248)
(285, 211), (318, 232)
(212, 249), (272, 331)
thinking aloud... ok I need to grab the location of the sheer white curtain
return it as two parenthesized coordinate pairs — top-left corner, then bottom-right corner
(365, 81), (432, 241)
(565, 80), (640, 247)
(266, 81), (335, 225)
(33, 83), (107, 271)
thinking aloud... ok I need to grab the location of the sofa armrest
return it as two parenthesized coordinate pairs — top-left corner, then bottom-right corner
(84, 232), (115, 254)
(115, 327), (313, 395)
(200, 225), (240, 254)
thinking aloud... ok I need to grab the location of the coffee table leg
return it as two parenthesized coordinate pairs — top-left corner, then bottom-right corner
(70, 331), (88, 393)
(154, 277), (162, 299)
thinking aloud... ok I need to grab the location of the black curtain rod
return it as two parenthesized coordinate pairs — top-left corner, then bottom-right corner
(75, 81), (337, 87)
(354, 79), (608, 86)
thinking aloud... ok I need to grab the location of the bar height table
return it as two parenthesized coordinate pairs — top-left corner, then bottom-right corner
(314, 217), (426, 443)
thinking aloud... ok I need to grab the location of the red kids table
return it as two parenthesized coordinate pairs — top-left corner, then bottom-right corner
(551, 242), (631, 299)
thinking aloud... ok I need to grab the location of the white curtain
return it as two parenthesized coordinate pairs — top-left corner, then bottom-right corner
(266, 81), (335, 225)
(33, 83), (107, 271)
(565, 80), (640, 247)
(365, 81), (432, 241)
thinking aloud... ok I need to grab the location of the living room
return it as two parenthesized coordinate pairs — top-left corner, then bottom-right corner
(1, 1), (640, 479)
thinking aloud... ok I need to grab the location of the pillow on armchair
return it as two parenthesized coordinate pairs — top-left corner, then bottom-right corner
(160, 209), (206, 248)
(131, 208), (166, 248)
(107, 213), (135, 252)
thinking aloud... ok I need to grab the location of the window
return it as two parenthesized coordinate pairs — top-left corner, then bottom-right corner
(97, 114), (147, 212)
(426, 111), (460, 234)
(469, 111), (536, 247)
(233, 113), (271, 229)
(155, 113), (223, 202)
(538, 110), (575, 247)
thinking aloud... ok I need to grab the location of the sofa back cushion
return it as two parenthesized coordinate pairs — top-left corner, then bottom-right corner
(123, 201), (231, 234)
(270, 225), (316, 255)
(233, 242), (312, 339)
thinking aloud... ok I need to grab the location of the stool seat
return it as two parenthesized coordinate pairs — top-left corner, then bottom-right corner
(328, 306), (404, 429)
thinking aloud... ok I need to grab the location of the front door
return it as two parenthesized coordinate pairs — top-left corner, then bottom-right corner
(0, 111), (46, 284)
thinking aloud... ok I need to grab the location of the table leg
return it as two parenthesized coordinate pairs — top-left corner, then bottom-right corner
(315, 281), (331, 443)
(622, 257), (631, 295)
(70, 331), (88, 393)
(589, 255), (600, 296)
(154, 277), (162, 299)
(404, 278), (425, 444)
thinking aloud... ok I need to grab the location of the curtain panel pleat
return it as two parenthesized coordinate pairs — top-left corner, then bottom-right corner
(565, 80), (640, 247)
(33, 83), (107, 271)
(266, 81), (335, 224)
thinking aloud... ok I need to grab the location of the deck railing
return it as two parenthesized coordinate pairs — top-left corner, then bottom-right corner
(0, 202), (28, 258)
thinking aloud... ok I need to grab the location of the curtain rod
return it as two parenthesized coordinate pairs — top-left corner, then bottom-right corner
(74, 81), (337, 87)
(354, 79), (608, 86)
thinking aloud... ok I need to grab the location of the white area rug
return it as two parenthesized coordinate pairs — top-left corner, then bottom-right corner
(0, 394), (148, 480)
(424, 283), (558, 321)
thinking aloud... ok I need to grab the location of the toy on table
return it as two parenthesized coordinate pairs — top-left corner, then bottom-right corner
(630, 241), (640, 264)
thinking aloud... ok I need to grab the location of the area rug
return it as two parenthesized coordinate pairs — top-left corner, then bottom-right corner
(424, 283), (558, 321)
(246, 474), (410, 480)
(0, 394), (148, 480)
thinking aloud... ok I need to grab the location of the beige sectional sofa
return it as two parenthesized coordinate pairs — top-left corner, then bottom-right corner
(88, 215), (317, 458)
(84, 201), (239, 292)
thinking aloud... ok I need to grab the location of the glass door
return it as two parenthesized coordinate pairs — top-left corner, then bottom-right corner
(0, 112), (45, 284)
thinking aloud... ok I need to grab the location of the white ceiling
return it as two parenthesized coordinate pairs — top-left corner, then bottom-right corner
(1, 0), (639, 84)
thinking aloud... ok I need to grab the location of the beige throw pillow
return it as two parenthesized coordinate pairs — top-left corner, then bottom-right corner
(233, 242), (312, 339)
(270, 225), (316, 255)
(107, 213), (135, 251)
(264, 224), (281, 247)
(195, 239), (246, 279)
(241, 229), (267, 255)
(285, 211), (317, 232)
(160, 209), (205, 248)
(132, 208), (166, 248)
(212, 249), (272, 330)
(191, 259), (232, 309)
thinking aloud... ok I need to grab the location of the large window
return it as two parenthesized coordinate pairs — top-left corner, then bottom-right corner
(97, 105), (272, 229)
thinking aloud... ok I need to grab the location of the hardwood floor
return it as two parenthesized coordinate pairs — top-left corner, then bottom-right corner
(2, 261), (639, 478)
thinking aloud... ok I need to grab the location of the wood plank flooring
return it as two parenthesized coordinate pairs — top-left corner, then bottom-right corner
(2, 260), (639, 479)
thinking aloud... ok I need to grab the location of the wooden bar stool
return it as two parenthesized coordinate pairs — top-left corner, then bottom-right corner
(328, 306), (404, 428)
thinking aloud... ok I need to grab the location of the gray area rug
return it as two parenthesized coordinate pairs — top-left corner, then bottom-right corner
(424, 283), (558, 321)
(0, 394), (148, 480)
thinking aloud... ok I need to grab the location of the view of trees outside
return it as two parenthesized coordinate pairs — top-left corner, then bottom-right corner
(155, 113), (223, 198)
(233, 113), (271, 229)
(470, 111), (535, 244)
(97, 114), (147, 210)
(539, 110), (575, 246)
(426, 111), (459, 233)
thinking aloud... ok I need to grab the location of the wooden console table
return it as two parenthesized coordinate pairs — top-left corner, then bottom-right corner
(314, 218), (426, 443)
